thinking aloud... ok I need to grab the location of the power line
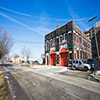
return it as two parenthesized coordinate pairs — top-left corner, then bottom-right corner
(11, 41), (44, 44)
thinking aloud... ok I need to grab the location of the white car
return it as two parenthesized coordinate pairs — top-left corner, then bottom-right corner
(72, 60), (91, 71)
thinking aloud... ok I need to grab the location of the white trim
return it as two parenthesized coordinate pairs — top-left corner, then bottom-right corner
(59, 35), (62, 37)
(73, 30), (76, 33)
(46, 53), (49, 56)
(68, 31), (71, 34)
(69, 51), (72, 53)
(50, 47), (56, 51)
(75, 32), (78, 35)
(56, 36), (59, 38)
(56, 52), (59, 55)
(77, 48), (79, 50)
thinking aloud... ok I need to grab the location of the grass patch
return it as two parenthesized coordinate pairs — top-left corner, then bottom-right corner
(0, 71), (10, 100)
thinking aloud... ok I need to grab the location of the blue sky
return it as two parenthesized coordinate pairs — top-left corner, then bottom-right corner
(0, 0), (100, 58)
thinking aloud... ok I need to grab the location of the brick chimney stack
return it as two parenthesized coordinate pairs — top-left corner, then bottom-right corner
(57, 25), (60, 29)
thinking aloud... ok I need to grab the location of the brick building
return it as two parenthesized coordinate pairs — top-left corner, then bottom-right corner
(84, 25), (100, 59)
(45, 21), (92, 66)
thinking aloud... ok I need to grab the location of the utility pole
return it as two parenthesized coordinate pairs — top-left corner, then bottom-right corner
(88, 16), (100, 60)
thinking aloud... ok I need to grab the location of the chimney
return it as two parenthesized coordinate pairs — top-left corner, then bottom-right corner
(57, 25), (60, 29)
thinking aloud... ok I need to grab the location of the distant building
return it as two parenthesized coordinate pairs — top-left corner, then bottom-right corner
(96, 20), (100, 28)
(45, 21), (92, 66)
(8, 57), (38, 63)
(41, 54), (45, 64)
(84, 25), (100, 59)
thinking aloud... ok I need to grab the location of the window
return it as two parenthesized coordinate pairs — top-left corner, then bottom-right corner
(80, 51), (82, 59)
(77, 35), (78, 42)
(79, 61), (82, 65)
(54, 38), (56, 45)
(60, 36), (62, 43)
(74, 33), (76, 41)
(53, 38), (56, 46)
(79, 37), (82, 44)
(73, 25), (75, 29)
(65, 34), (67, 40)
(77, 51), (79, 59)
(62, 29), (64, 32)
(76, 60), (78, 64)
(56, 31), (58, 35)
(56, 38), (59, 48)
(46, 42), (48, 50)
(68, 25), (71, 28)
(69, 33), (72, 41)
(73, 60), (75, 63)
(50, 40), (52, 48)
(74, 53), (76, 59)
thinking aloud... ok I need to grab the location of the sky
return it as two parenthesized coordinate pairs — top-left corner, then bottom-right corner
(0, 0), (100, 58)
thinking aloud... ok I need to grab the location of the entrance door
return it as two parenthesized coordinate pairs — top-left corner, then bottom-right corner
(47, 56), (49, 65)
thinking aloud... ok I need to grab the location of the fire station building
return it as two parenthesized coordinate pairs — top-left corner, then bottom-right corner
(45, 21), (92, 66)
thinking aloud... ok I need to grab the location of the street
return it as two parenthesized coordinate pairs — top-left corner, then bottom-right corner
(7, 65), (100, 100)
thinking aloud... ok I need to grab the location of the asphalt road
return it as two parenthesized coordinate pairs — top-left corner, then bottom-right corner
(8, 65), (100, 100)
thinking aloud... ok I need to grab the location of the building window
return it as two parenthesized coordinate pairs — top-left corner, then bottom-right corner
(52, 38), (56, 46)
(56, 31), (58, 35)
(77, 35), (78, 42)
(74, 33), (76, 41)
(79, 37), (82, 44)
(56, 38), (59, 48)
(50, 40), (52, 48)
(68, 25), (71, 28)
(74, 53), (76, 59)
(77, 51), (79, 59)
(73, 25), (75, 29)
(46, 42), (48, 50)
(80, 51), (82, 59)
(62, 29), (64, 32)
(60, 36), (62, 43)
(69, 33), (72, 41)
(65, 34), (67, 40)
(54, 38), (56, 45)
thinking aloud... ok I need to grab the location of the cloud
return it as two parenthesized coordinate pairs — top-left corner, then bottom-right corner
(0, 6), (87, 22)
(0, 11), (45, 35)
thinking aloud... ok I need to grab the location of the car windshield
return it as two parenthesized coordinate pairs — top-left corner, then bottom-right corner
(80, 60), (83, 64)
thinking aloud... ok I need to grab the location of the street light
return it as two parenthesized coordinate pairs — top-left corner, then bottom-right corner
(88, 16), (100, 59)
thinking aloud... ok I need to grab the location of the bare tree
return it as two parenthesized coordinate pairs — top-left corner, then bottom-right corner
(0, 27), (12, 61)
(21, 45), (32, 62)
(13, 53), (19, 63)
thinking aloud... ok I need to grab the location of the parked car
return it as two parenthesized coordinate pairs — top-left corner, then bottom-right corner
(87, 59), (94, 71)
(32, 61), (40, 65)
(72, 60), (91, 71)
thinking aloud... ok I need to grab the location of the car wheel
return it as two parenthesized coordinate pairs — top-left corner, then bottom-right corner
(84, 67), (88, 71)
(73, 66), (76, 70)
(90, 68), (94, 71)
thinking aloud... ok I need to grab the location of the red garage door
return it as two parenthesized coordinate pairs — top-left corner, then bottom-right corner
(50, 50), (56, 66)
(60, 48), (69, 67)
